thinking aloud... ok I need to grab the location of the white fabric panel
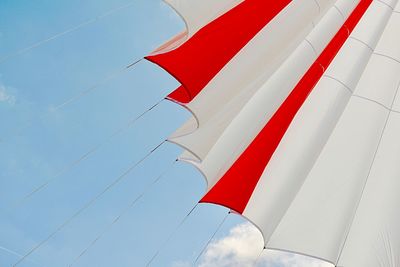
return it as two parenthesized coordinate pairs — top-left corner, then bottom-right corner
(335, 0), (359, 18)
(305, 0), (361, 55)
(393, 90), (400, 112)
(324, 38), (372, 91)
(172, 41), (315, 161)
(262, 3), (399, 262)
(390, 2), (400, 113)
(170, 0), (326, 160)
(379, 0), (398, 9)
(187, 0), (363, 191)
(170, 116), (198, 141)
(179, 150), (198, 163)
(163, 0), (400, 264)
(267, 98), (389, 263)
(314, 0), (337, 14)
(351, 0), (395, 48)
(337, 113), (400, 267)
(152, 0), (243, 54)
(335, 3), (400, 265)
(243, 77), (352, 243)
(374, 12), (400, 61)
(305, 6), (345, 54)
(323, 0), (394, 93)
(371, 6), (400, 113)
(165, 0), (243, 36)
(264, 3), (400, 261)
(243, 0), (392, 249)
(162, 0), (400, 264)
(312, 0), (338, 26)
(188, 41), (317, 190)
(354, 54), (400, 108)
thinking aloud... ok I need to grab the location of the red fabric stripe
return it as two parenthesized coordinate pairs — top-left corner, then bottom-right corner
(147, 0), (292, 103)
(166, 86), (191, 104)
(200, 0), (373, 214)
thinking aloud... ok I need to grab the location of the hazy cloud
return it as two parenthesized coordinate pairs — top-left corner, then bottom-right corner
(197, 223), (333, 267)
(0, 82), (16, 105)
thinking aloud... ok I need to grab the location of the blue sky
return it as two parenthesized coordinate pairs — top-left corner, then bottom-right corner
(0, 1), (330, 266)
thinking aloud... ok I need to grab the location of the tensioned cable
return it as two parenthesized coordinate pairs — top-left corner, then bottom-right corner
(0, 58), (144, 145)
(11, 96), (165, 209)
(68, 159), (178, 267)
(145, 203), (199, 267)
(12, 140), (166, 267)
(54, 58), (143, 111)
(0, 246), (45, 267)
(0, 58), (143, 144)
(252, 247), (265, 267)
(0, 0), (141, 65)
(193, 212), (230, 266)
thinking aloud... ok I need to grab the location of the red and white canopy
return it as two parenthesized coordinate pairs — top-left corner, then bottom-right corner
(147, 0), (400, 266)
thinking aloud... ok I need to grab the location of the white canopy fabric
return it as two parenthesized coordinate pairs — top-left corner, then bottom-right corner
(150, 0), (245, 55)
(170, 0), (334, 161)
(164, 0), (244, 37)
(149, 0), (400, 265)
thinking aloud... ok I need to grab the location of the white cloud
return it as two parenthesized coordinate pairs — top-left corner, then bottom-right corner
(0, 82), (16, 105)
(196, 223), (333, 267)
